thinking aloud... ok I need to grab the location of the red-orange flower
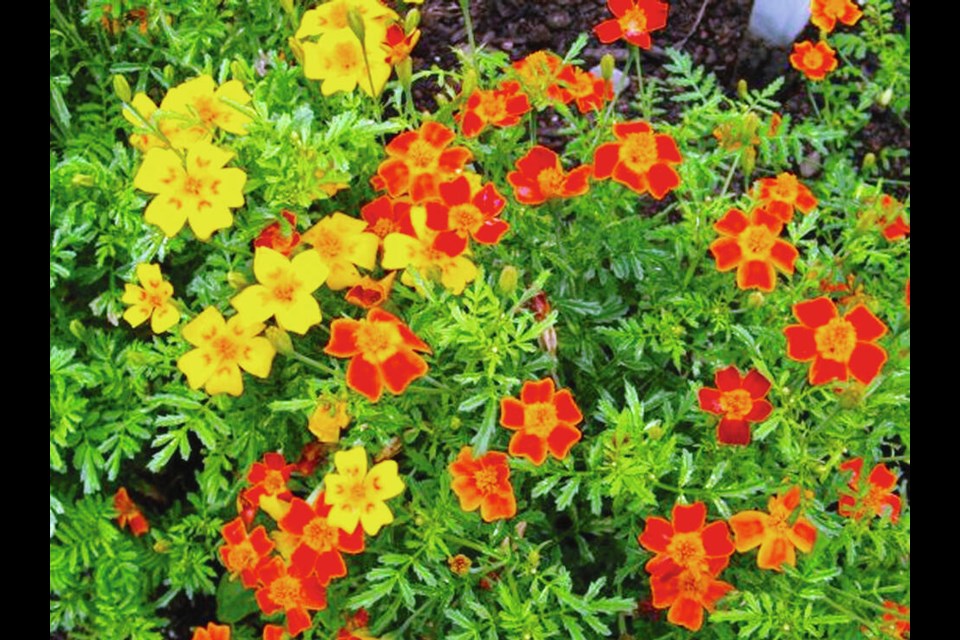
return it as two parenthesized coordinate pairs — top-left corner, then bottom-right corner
(324, 308), (431, 403)
(372, 122), (473, 203)
(649, 566), (734, 632)
(879, 601), (910, 639)
(114, 487), (149, 537)
(424, 176), (509, 256)
(810, 0), (862, 33)
(457, 81), (532, 138)
(219, 517), (275, 588)
(710, 207), (799, 291)
(382, 23), (420, 65)
(448, 446), (517, 522)
(639, 502), (735, 578)
(755, 172), (817, 222)
(507, 145), (592, 205)
(697, 366), (773, 446)
(191, 623), (231, 640)
(344, 272), (396, 310)
(728, 486), (818, 571)
(500, 378), (583, 465)
(255, 557), (327, 637)
(593, 121), (682, 199)
(838, 458), (902, 524)
(278, 495), (365, 584)
(244, 452), (296, 508)
(360, 195), (415, 246)
(790, 40), (838, 81)
(511, 50), (567, 103)
(556, 65), (613, 114)
(254, 210), (301, 257)
(869, 195), (910, 241)
(784, 297), (888, 385)
(594, 0), (669, 49)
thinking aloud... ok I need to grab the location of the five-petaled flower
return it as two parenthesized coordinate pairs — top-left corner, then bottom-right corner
(243, 452), (296, 508)
(789, 40), (838, 81)
(219, 517), (275, 588)
(277, 494), (365, 584)
(360, 195), (415, 247)
(500, 378), (584, 465)
(302, 26), (393, 97)
(838, 458), (902, 524)
(507, 145), (592, 205)
(255, 556), (328, 637)
(755, 172), (817, 223)
(325, 307), (431, 402)
(254, 210), (301, 257)
(301, 213), (380, 291)
(308, 398), (350, 443)
(121, 263), (180, 333)
(323, 446), (405, 536)
(697, 366), (773, 446)
(649, 565), (735, 632)
(372, 121), (473, 203)
(162, 74), (253, 137)
(593, 121), (682, 199)
(425, 176), (509, 256)
(639, 502), (735, 578)
(709, 207), (799, 292)
(114, 487), (149, 537)
(382, 23), (421, 65)
(449, 446), (518, 522)
(594, 0), (670, 49)
(784, 297), (888, 386)
(511, 50), (566, 103)
(810, 0), (863, 33)
(556, 65), (614, 114)
(457, 81), (532, 138)
(190, 622), (231, 640)
(728, 486), (818, 571)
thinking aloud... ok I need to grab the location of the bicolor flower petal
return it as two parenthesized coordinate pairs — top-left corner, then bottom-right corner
(728, 486), (818, 571)
(449, 446), (517, 522)
(500, 378), (584, 465)
(593, 121), (682, 199)
(697, 365), (774, 445)
(323, 446), (405, 536)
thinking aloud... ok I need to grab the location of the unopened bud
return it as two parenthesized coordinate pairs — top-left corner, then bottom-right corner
(404, 8), (421, 32)
(397, 58), (413, 91)
(647, 425), (664, 440)
(71, 173), (94, 187)
(737, 79), (749, 100)
(153, 540), (171, 553)
(229, 60), (249, 84)
(226, 271), (248, 289)
(288, 36), (305, 65)
(347, 7), (366, 45)
(461, 68), (478, 98)
(280, 0), (295, 16)
(527, 549), (540, 567)
(498, 265), (519, 295)
(878, 87), (893, 108)
(265, 326), (294, 355)
(162, 64), (175, 85)
(600, 54), (615, 82)
(747, 291), (765, 308)
(113, 74), (132, 103)
(742, 146), (757, 176)
(861, 152), (877, 171)
(69, 319), (87, 341)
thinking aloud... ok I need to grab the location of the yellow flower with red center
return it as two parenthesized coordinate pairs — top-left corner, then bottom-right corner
(500, 378), (584, 465)
(709, 207), (799, 292)
(507, 145), (593, 205)
(789, 40), (839, 81)
(594, 0), (670, 49)
(593, 121), (682, 199)
(810, 0), (863, 33)
(121, 263), (180, 333)
(230, 247), (329, 335)
(190, 623), (231, 640)
(372, 121), (473, 203)
(295, 0), (397, 40)
(134, 142), (247, 240)
(302, 213), (380, 291)
(177, 307), (276, 396)
(556, 65), (613, 114)
(161, 74), (253, 137)
(255, 556), (328, 637)
(219, 517), (275, 588)
(302, 26), (393, 97)
(424, 176), (509, 256)
(308, 398), (350, 442)
(114, 487), (149, 537)
(448, 446), (517, 522)
(322, 446), (405, 535)
(728, 486), (818, 571)
(277, 494), (365, 584)
(457, 81), (532, 138)
(755, 172), (818, 222)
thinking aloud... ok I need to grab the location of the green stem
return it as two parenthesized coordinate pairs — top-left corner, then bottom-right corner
(457, 0), (477, 58)
(820, 597), (875, 628)
(445, 534), (498, 556)
(287, 350), (338, 376)
(632, 45), (647, 119)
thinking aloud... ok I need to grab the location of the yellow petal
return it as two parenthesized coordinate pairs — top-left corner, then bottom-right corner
(134, 148), (183, 194)
(121, 283), (146, 305)
(187, 142), (234, 173)
(381, 233), (422, 270)
(327, 502), (361, 534)
(237, 336), (276, 379)
(182, 307), (226, 346)
(325, 261), (361, 291)
(123, 304), (151, 328)
(334, 447), (368, 479)
(347, 232), (380, 271)
(215, 168), (247, 208)
(276, 294), (321, 335)
(135, 263), (163, 288)
(187, 203), (233, 241)
(150, 303), (181, 333)
(144, 195), (190, 237)
(442, 256), (478, 294)
(214, 80), (253, 135)
(366, 460), (404, 500)
(230, 285), (275, 325)
(177, 347), (215, 389)
(360, 500), (394, 536)
(291, 250), (330, 292)
(253, 247), (291, 285)
(123, 93), (159, 127)
(323, 473), (349, 506)
(205, 364), (244, 396)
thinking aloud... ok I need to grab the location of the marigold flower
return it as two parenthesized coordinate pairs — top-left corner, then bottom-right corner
(755, 172), (817, 223)
(728, 486), (818, 571)
(789, 40), (838, 81)
(512, 50), (567, 104)
(323, 446), (405, 535)
(295, 0), (397, 40)
(784, 297), (888, 386)
(190, 623), (231, 640)
(255, 556), (327, 637)
(255, 210), (301, 257)
(114, 487), (149, 537)
(593, 121), (682, 199)
(360, 195), (415, 246)
(867, 195), (910, 241)
(325, 307), (431, 402)
(448, 446), (517, 522)
(134, 142), (247, 240)
(697, 366), (773, 446)
(382, 23), (420, 65)
(649, 566), (734, 632)
(301, 213), (379, 291)
(372, 121), (473, 203)
(277, 495), (364, 584)
(162, 74), (253, 136)
(345, 272), (396, 310)
(121, 263), (180, 333)
(709, 207), (799, 292)
(838, 458), (902, 524)
(500, 378), (584, 466)
(244, 452), (296, 508)
(810, 0), (863, 33)
(448, 553), (473, 576)
(122, 93), (167, 152)
(879, 601), (910, 639)
(302, 27), (393, 97)
(556, 65), (613, 114)
(177, 307), (276, 396)
(507, 145), (592, 205)
(219, 517), (275, 588)
(639, 502), (735, 578)
(424, 176), (509, 256)
(594, 0), (669, 49)
(308, 399), (350, 443)
(457, 81), (532, 138)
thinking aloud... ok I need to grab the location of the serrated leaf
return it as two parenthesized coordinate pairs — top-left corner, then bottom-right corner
(555, 478), (580, 510)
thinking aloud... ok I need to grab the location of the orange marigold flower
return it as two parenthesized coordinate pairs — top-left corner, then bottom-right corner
(448, 553), (473, 576)
(255, 556), (327, 637)
(325, 308), (431, 402)
(372, 121), (473, 203)
(556, 65), (613, 114)
(360, 195), (415, 246)
(425, 176), (509, 256)
(697, 366), (773, 446)
(709, 207), (799, 292)
(728, 486), (818, 571)
(649, 566), (734, 632)
(308, 398), (350, 443)
(114, 487), (149, 537)
(789, 40), (838, 81)
(345, 272), (397, 310)
(244, 452), (296, 509)
(838, 458), (902, 524)
(507, 145), (592, 205)
(500, 378), (584, 465)
(594, 0), (669, 49)
(511, 50), (567, 104)
(255, 210), (301, 257)
(191, 622), (231, 640)
(755, 172), (817, 223)
(866, 195), (910, 241)
(457, 81), (532, 138)
(278, 494), (364, 584)
(449, 446), (517, 522)
(382, 23), (420, 65)
(810, 0), (863, 33)
(784, 297), (888, 386)
(220, 517), (275, 588)
(593, 121), (682, 199)
(638, 502), (735, 578)
(879, 601), (910, 639)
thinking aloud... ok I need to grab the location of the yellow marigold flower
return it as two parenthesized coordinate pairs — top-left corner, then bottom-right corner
(177, 307), (276, 396)
(295, 0), (398, 40)
(121, 263), (180, 333)
(308, 398), (350, 442)
(301, 212), (379, 290)
(134, 142), (247, 240)
(230, 247), (329, 335)
(323, 446), (404, 535)
(122, 93), (167, 152)
(302, 27), (393, 97)
(161, 75), (253, 137)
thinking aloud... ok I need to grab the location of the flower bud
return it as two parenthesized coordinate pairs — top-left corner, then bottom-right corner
(737, 79), (749, 100)
(226, 271), (248, 289)
(71, 173), (95, 187)
(747, 291), (765, 308)
(113, 74), (132, 103)
(600, 53), (615, 82)
(288, 36), (305, 65)
(265, 326), (294, 355)
(396, 58), (413, 91)
(347, 7), (366, 45)
(861, 152), (876, 172)
(405, 8), (421, 32)
(878, 86), (893, 108)
(280, 0), (294, 16)
(498, 265), (519, 295)
(69, 319), (87, 341)
(153, 540), (171, 553)
(162, 65), (175, 85)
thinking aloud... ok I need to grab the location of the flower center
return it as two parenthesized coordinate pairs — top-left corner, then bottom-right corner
(226, 541), (258, 570)
(371, 217), (400, 238)
(620, 7), (649, 35)
(478, 92), (508, 120)
(718, 389), (753, 420)
(213, 336), (239, 362)
(769, 175), (799, 202)
(803, 49), (824, 69)
(327, 2), (349, 29)
(333, 41), (361, 73)
(268, 575), (302, 609)
(193, 96), (219, 127)
(449, 204), (483, 233)
(405, 140), (438, 170)
(267, 271), (301, 303)
(814, 317), (857, 363)
(738, 225), (776, 259)
(667, 532), (706, 568)
(183, 175), (204, 196)
(473, 467), (499, 494)
(620, 131), (659, 174)
(536, 167), (565, 198)
(313, 233), (343, 259)
(677, 570), (703, 595)
(348, 480), (368, 503)
(262, 469), (287, 496)
(523, 402), (558, 437)
(303, 518), (338, 552)
(354, 320), (402, 362)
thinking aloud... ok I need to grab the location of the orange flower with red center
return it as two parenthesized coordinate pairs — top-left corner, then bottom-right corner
(244, 452), (296, 508)
(449, 446), (517, 522)
(500, 378), (583, 465)
(556, 65), (613, 114)
(345, 272), (397, 310)
(593, 121), (682, 199)
(507, 145), (592, 205)
(457, 81), (532, 138)
(790, 40), (838, 81)
(755, 172), (817, 222)
(784, 297), (888, 385)
(512, 50), (567, 103)
(114, 487), (149, 537)
(190, 623), (231, 640)
(372, 121), (473, 203)
(728, 486), (818, 571)
(594, 0), (669, 49)
(810, 0), (863, 33)
(638, 502), (735, 578)
(360, 195), (415, 247)
(424, 176), (509, 256)
(382, 23), (420, 65)
(879, 601), (910, 639)
(219, 517), (275, 588)
(697, 366), (773, 446)
(278, 495), (364, 584)
(254, 210), (301, 257)
(255, 556), (327, 637)
(324, 308), (431, 403)
(649, 566), (734, 632)
(838, 458), (902, 524)
(709, 207), (799, 292)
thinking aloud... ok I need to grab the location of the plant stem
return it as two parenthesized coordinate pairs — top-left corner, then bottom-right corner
(287, 350), (338, 376)
(632, 45), (647, 119)
(457, 0), (477, 58)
